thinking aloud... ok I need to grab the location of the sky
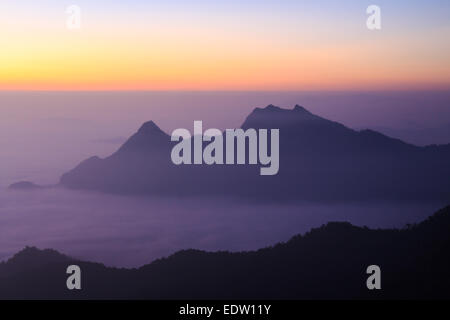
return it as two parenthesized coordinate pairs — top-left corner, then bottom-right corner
(0, 1), (449, 269)
(0, 0), (449, 90)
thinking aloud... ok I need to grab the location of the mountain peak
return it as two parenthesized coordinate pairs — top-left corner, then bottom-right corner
(250, 105), (284, 114)
(138, 121), (163, 134)
(263, 104), (283, 111)
(114, 120), (169, 155)
(242, 104), (320, 130)
(253, 104), (313, 115)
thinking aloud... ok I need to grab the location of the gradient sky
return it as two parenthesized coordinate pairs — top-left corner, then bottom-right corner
(0, 0), (449, 90)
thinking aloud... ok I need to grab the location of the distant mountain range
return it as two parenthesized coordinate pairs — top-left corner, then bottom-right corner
(367, 123), (450, 146)
(57, 105), (450, 202)
(1, 205), (450, 299)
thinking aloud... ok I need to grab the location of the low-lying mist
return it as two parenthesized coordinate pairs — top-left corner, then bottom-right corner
(0, 187), (441, 268)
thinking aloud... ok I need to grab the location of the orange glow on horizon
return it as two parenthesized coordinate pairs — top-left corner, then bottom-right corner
(1, 7), (449, 92)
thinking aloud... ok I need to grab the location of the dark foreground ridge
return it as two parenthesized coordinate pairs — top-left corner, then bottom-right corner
(1, 205), (449, 299)
(58, 105), (450, 203)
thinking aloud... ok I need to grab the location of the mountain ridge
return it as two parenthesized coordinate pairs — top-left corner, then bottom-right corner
(56, 105), (450, 202)
(1, 205), (449, 299)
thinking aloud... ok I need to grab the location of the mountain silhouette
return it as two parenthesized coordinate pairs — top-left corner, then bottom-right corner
(1, 205), (450, 299)
(59, 105), (450, 202)
(8, 181), (44, 190)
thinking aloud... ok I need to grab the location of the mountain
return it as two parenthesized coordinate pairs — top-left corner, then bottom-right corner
(367, 123), (450, 146)
(59, 105), (450, 202)
(1, 205), (450, 299)
(0, 247), (70, 277)
(8, 181), (44, 190)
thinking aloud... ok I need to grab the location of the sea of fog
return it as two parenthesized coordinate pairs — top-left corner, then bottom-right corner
(0, 91), (448, 267)
(0, 188), (442, 268)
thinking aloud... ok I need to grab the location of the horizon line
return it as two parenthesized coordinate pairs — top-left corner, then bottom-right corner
(1, 89), (450, 93)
